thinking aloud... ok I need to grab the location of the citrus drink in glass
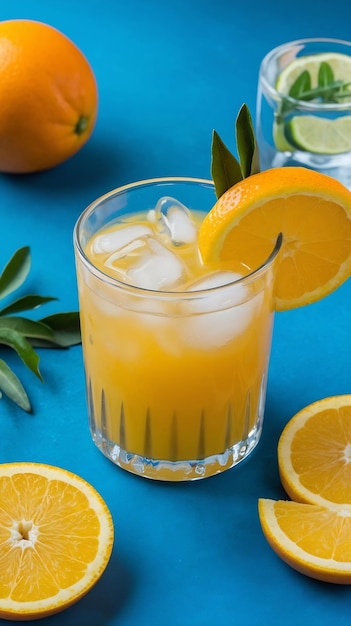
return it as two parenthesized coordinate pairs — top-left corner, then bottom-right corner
(74, 178), (281, 481)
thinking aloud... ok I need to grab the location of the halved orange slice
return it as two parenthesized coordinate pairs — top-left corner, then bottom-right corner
(258, 498), (351, 584)
(0, 462), (114, 620)
(278, 394), (351, 509)
(198, 167), (351, 311)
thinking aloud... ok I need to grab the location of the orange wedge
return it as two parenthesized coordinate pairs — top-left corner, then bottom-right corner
(198, 167), (351, 311)
(278, 395), (351, 509)
(258, 498), (351, 584)
(0, 462), (114, 620)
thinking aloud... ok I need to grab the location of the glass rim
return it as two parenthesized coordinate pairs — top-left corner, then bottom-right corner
(74, 176), (282, 299)
(260, 37), (351, 111)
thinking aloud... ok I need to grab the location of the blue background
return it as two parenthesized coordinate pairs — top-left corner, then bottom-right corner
(1, 1), (351, 625)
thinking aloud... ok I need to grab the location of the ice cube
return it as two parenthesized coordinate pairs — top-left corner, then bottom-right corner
(186, 271), (246, 311)
(188, 271), (243, 290)
(152, 196), (198, 245)
(104, 235), (187, 290)
(92, 224), (153, 254)
(180, 272), (263, 348)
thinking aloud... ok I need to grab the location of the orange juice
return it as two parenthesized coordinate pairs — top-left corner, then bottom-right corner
(74, 178), (280, 481)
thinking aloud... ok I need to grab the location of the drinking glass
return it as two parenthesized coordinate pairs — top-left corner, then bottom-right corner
(256, 38), (351, 188)
(74, 178), (281, 481)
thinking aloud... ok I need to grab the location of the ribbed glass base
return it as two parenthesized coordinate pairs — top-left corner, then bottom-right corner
(91, 425), (262, 481)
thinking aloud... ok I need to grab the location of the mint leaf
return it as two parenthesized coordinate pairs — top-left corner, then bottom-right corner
(318, 62), (335, 101)
(279, 62), (351, 123)
(318, 61), (334, 88)
(289, 70), (312, 99)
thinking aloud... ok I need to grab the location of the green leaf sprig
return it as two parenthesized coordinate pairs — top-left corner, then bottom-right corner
(211, 103), (260, 199)
(0, 246), (81, 413)
(280, 61), (351, 120)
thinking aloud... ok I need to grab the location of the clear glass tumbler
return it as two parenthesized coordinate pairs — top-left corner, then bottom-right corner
(74, 178), (281, 481)
(256, 38), (351, 189)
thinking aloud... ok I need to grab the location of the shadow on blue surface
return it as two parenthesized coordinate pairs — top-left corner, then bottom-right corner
(0, 134), (128, 201)
(0, 553), (132, 626)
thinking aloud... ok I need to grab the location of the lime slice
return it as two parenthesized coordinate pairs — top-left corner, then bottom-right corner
(273, 121), (296, 151)
(276, 52), (351, 94)
(285, 115), (351, 154)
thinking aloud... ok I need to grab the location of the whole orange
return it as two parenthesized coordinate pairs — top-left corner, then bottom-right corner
(0, 19), (98, 173)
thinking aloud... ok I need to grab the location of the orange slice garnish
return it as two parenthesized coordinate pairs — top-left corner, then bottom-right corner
(198, 167), (351, 311)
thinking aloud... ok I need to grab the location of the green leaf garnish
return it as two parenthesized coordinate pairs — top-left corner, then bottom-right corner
(289, 70), (312, 100)
(211, 103), (261, 198)
(211, 130), (243, 198)
(0, 247), (81, 413)
(318, 61), (334, 89)
(235, 104), (260, 178)
(278, 61), (351, 122)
